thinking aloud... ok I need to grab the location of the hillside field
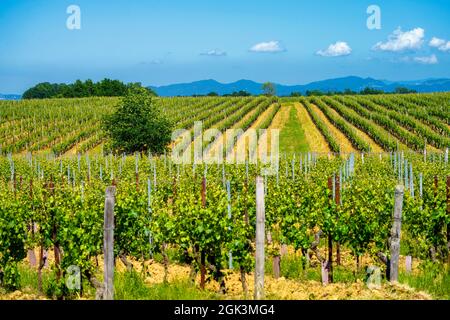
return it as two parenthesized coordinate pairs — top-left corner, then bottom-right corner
(0, 92), (449, 156)
(0, 93), (449, 300)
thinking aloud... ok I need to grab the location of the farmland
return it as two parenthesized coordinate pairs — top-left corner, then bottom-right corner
(0, 93), (449, 300)
(1, 93), (449, 156)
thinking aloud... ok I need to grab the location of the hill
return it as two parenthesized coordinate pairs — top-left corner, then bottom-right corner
(148, 76), (450, 96)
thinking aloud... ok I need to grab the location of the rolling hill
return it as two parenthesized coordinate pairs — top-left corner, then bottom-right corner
(149, 76), (450, 96)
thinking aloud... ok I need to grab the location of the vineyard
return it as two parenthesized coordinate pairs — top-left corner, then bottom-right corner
(0, 92), (449, 156)
(0, 93), (450, 300)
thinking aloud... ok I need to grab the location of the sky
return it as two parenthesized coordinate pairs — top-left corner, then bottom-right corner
(0, 0), (449, 93)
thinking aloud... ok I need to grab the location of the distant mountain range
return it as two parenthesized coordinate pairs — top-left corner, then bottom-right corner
(0, 94), (21, 100)
(149, 76), (450, 96)
(2, 76), (450, 99)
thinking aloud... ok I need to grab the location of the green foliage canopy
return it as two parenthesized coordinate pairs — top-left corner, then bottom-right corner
(262, 82), (276, 96)
(22, 79), (157, 99)
(102, 88), (172, 154)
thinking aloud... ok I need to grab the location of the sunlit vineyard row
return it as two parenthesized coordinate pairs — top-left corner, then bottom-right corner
(0, 93), (449, 157)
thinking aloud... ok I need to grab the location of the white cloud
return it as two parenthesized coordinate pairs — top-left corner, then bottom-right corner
(429, 37), (450, 52)
(200, 49), (227, 56)
(429, 37), (445, 48)
(413, 54), (438, 64)
(249, 41), (285, 53)
(316, 41), (352, 57)
(440, 42), (450, 52)
(373, 27), (425, 52)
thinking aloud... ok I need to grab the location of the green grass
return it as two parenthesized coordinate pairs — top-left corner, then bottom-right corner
(17, 263), (97, 299)
(279, 105), (309, 154)
(18, 264), (51, 291)
(399, 262), (450, 300)
(115, 270), (219, 300)
(7, 257), (450, 300)
(264, 254), (366, 283)
(12, 263), (218, 300)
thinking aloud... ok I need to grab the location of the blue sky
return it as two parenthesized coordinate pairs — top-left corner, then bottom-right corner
(0, 0), (449, 93)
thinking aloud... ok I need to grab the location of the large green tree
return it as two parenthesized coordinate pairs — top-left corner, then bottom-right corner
(102, 87), (172, 154)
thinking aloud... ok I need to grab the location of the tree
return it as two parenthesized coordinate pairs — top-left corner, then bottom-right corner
(262, 82), (276, 96)
(360, 87), (384, 95)
(233, 90), (251, 96)
(22, 79), (157, 99)
(394, 87), (417, 94)
(22, 82), (59, 99)
(290, 92), (302, 97)
(73, 79), (87, 97)
(306, 90), (325, 96)
(223, 90), (251, 97)
(343, 89), (357, 95)
(126, 82), (157, 96)
(102, 87), (173, 154)
(85, 79), (96, 96)
(207, 92), (219, 96)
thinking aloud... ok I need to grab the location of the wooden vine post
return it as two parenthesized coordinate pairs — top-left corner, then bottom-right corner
(434, 175), (438, 198)
(390, 185), (404, 282)
(255, 176), (265, 300)
(405, 256), (412, 273)
(103, 186), (116, 300)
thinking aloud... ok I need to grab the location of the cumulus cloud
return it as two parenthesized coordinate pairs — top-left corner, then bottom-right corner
(249, 41), (285, 53)
(429, 37), (450, 52)
(429, 37), (445, 48)
(316, 41), (352, 57)
(440, 43), (450, 52)
(200, 49), (227, 56)
(413, 54), (438, 64)
(373, 27), (425, 52)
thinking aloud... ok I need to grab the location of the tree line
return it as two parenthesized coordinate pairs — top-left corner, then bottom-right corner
(22, 79), (157, 99)
(22, 79), (418, 99)
(194, 85), (417, 98)
(294, 86), (417, 97)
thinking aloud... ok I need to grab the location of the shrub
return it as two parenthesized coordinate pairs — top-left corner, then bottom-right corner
(102, 87), (173, 154)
